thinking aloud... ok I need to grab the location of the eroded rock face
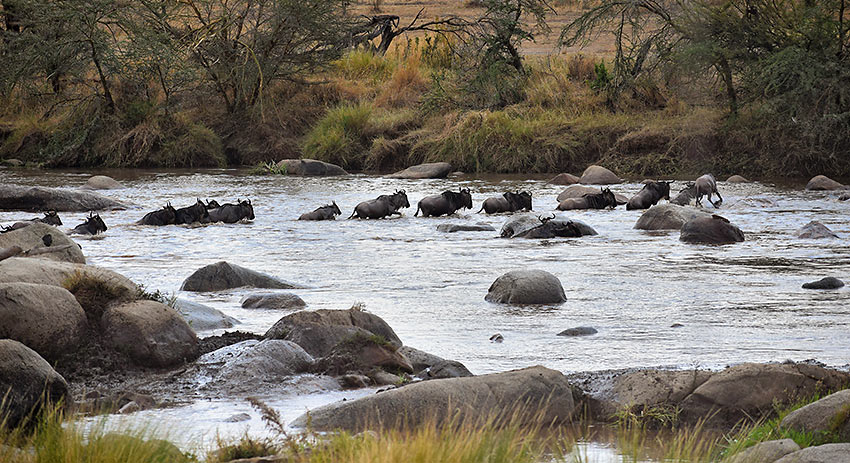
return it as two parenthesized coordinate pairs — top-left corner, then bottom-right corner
(387, 162), (452, 179)
(102, 300), (199, 368)
(0, 222), (85, 263)
(796, 221), (839, 239)
(0, 184), (126, 211)
(634, 204), (712, 231)
(728, 439), (800, 463)
(0, 340), (68, 429)
(805, 175), (846, 191)
(780, 389), (850, 441)
(276, 159), (348, 176)
(579, 165), (622, 185)
(0, 282), (87, 361)
(485, 270), (566, 304)
(180, 261), (303, 292)
(291, 366), (575, 431)
(680, 215), (745, 244)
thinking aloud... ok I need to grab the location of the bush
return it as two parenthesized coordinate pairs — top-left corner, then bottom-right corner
(302, 102), (374, 171)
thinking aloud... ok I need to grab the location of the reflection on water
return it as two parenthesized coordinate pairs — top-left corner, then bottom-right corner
(2, 168), (849, 459)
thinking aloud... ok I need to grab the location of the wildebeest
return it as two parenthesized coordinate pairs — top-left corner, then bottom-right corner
(514, 214), (598, 238)
(205, 199), (221, 209)
(208, 199), (255, 223)
(2, 211), (63, 232)
(348, 190), (410, 219)
(556, 188), (617, 210)
(137, 202), (177, 225)
(626, 181), (671, 210)
(670, 182), (696, 206)
(70, 212), (107, 235)
(415, 188), (473, 217)
(299, 202), (342, 221)
(174, 199), (211, 224)
(478, 191), (532, 214)
(694, 174), (722, 207)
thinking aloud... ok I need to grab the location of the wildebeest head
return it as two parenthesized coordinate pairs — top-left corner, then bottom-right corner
(459, 188), (473, 209)
(392, 190), (410, 209)
(600, 188), (617, 208)
(81, 212), (107, 234)
(505, 191), (532, 211)
(331, 201), (341, 216)
(442, 188), (473, 210)
(40, 211), (62, 226)
(649, 181), (672, 200)
(206, 199), (221, 209)
(239, 199), (255, 220)
(175, 199), (210, 224)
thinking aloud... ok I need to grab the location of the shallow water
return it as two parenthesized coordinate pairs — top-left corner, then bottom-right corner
(2, 168), (849, 458)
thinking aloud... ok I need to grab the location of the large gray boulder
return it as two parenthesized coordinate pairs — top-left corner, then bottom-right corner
(485, 270), (566, 304)
(780, 389), (850, 441)
(180, 261), (303, 292)
(102, 300), (199, 367)
(774, 444), (850, 463)
(291, 366), (574, 431)
(314, 333), (413, 376)
(217, 340), (314, 382)
(579, 165), (622, 184)
(680, 215), (744, 244)
(796, 221), (839, 239)
(83, 175), (123, 190)
(802, 277), (844, 289)
(634, 204), (712, 231)
(0, 282), (87, 361)
(173, 299), (239, 331)
(726, 175), (750, 183)
(0, 222), (85, 263)
(276, 159), (347, 176)
(0, 184), (126, 211)
(806, 175), (846, 191)
(387, 162), (452, 179)
(0, 257), (137, 294)
(0, 340), (68, 429)
(241, 293), (306, 310)
(549, 173), (580, 185)
(265, 307), (402, 357)
(436, 223), (496, 233)
(500, 214), (543, 238)
(557, 185), (600, 202)
(728, 439), (800, 463)
(513, 217), (597, 239)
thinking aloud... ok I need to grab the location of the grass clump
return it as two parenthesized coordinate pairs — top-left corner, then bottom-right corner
(62, 270), (132, 323)
(334, 50), (396, 81)
(302, 102), (373, 171)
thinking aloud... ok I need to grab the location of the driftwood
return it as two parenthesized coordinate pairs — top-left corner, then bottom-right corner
(350, 8), (468, 54)
(21, 244), (75, 257)
(0, 246), (23, 262)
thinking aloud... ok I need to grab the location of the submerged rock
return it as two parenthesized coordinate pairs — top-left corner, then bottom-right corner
(436, 223), (496, 233)
(802, 277), (844, 290)
(634, 204), (712, 231)
(548, 173), (580, 185)
(500, 214), (542, 238)
(0, 340), (69, 429)
(83, 175), (123, 190)
(276, 159), (347, 176)
(680, 215), (744, 244)
(796, 221), (838, 239)
(174, 299), (240, 331)
(513, 217), (597, 239)
(805, 175), (846, 191)
(387, 162), (452, 179)
(557, 327), (598, 337)
(485, 270), (566, 304)
(241, 293), (306, 310)
(218, 340), (314, 382)
(180, 261), (303, 291)
(0, 184), (126, 211)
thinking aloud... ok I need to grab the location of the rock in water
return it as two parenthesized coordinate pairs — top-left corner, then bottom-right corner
(579, 165), (622, 184)
(218, 340), (314, 382)
(557, 327), (598, 337)
(387, 162), (452, 179)
(0, 340), (69, 429)
(102, 300), (200, 367)
(548, 173), (580, 185)
(680, 215), (744, 244)
(83, 175), (123, 190)
(796, 221), (838, 239)
(173, 299), (239, 331)
(436, 223), (496, 233)
(485, 270), (566, 304)
(634, 204), (712, 231)
(0, 222), (85, 263)
(0, 184), (126, 211)
(802, 277), (844, 290)
(241, 293), (306, 310)
(500, 214), (542, 238)
(275, 159), (347, 176)
(181, 261), (303, 291)
(805, 175), (846, 191)
(726, 175), (749, 183)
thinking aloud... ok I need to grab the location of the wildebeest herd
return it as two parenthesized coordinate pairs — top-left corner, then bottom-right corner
(137, 199), (254, 225)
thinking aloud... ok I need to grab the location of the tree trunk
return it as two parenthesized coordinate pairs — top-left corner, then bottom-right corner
(90, 41), (115, 113)
(717, 56), (737, 115)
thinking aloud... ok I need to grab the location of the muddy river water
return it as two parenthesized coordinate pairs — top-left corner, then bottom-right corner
(1, 169), (848, 459)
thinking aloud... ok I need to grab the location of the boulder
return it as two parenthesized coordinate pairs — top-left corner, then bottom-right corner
(314, 333), (413, 376)
(679, 215), (745, 244)
(840, 193), (849, 201)
(291, 366), (574, 431)
(398, 346), (449, 373)
(0, 283), (87, 361)
(1, 158), (23, 167)
(678, 363), (850, 427)
(0, 340), (68, 429)
(500, 214), (543, 238)
(548, 173), (580, 185)
(513, 217), (597, 239)
(436, 223), (496, 233)
(265, 307), (403, 357)
(728, 439), (800, 463)
(0, 222), (85, 263)
(796, 221), (839, 239)
(557, 185), (627, 204)
(0, 257), (137, 294)
(802, 277), (844, 290)
(241, 293), (306, 310)
(420, 360), (473, 379)
(726, 175), (750, 183)
(275, 159), (347, 176)
(0, 184), (126, 211)
(180, 261), (303, 292)
(781, 389), (850, 441)
(386, 162), (452, 179)
(806, 175), (846, 191)
(218, 340), (314, 382)
(634, 204), (712, 231)
(102, 300), (199, 367)
(557, 326), (598, 337)
(579, 165), (622, 185)
(173, 299), (239, 331)
(83, 175), (123, 190)
(485, 270), (566, 304)
(774, 444), (850, 463)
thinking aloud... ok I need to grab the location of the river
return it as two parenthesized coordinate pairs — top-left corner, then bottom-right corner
(1, 168), (848, 459)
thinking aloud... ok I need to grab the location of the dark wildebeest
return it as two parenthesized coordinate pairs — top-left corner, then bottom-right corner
(694, 174), (722, 207)
(208, 199), (255, 223)
(670, 182), (696, 206)
(348, 190), (410, 219)
(70, 212), (107, 235)
(299, 202), (342, 221)
(556, 188), (617, 210)
(137, 202), (177, 225)
(174, 199), (211, 224)
(415, 188), (473, 217)
(515, 214), (598, 239)
(478, 191), (532, 214)
(205, 199), (221, 209)
(626, 181), (671, 210)
(4, 211), (63, 231)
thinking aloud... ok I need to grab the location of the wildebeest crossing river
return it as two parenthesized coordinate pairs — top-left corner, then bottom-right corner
(1, 168), (848, 456)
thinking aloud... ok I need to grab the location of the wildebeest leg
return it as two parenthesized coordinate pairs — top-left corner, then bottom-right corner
(712, 190), (723, 207)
